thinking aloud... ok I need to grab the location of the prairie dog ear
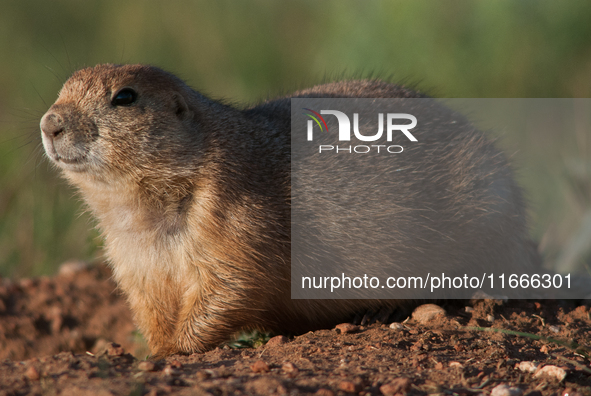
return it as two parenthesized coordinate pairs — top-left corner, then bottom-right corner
(172, 92), (192, 120)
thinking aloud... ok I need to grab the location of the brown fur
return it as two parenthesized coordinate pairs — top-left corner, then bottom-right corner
(40, 64), (538, 357)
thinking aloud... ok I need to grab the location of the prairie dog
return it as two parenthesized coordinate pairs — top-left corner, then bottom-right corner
(40, 64), (537, 357)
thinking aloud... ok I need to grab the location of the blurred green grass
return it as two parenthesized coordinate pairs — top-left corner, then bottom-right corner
(1, 0), (590, 277)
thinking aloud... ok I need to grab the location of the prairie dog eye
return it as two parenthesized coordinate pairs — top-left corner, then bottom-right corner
(111, 88), (137, 106)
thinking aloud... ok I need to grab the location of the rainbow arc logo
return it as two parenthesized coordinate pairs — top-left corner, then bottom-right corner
(302, 108), (329, 133)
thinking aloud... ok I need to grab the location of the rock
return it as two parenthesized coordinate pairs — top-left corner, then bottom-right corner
(548, 325), (561, 334)
(61, 386), (114, 396)
(162, 365), (180, 377)
(491, 384), (523, 396)
(251, 360), (270, 373)
(105, 342), (124, 356)
(58, 260), (89, 277)
(338, 381), (361, 393)
(517, 361), (539, 373)
(138, 361), (156, 372)
(282, 362), (299, 378)
(246, 377), (284, 394)
(540, 345), (549, 354)
(411, 304), (446, 324)
(335, 323), (359, 334)
(486, 314), (495, 322)
(315, 389), (335, 396)
(561, 388), (583, 396)
(266, 335), (289, 347)
(449, 361), (463, 368)
(533, 365), (567, 382)
(169, 359), (182, 368)
(24, 366), (40, 381)
(389, 322), (405, 330)
(380, 378), (411, 396)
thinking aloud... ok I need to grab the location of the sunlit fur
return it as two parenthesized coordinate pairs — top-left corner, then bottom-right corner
(40, 64), (539, 357)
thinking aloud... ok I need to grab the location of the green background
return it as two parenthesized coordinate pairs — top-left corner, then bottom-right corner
(1, 0), (590, 277)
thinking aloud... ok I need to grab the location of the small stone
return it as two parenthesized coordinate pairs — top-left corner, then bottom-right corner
(58, 260), (88, 276)
(540, 345), (549, 354)
(548, 325), (561, 334)
(486, 314), (495, 322)
(315, 389), (334, 396)
(517, 361), (539, 373)
(19, 278), (34, 289)
(449, 361), (463, 368)
(435, 362), (444, 370)
(25, 366), (40, 381)
(465, 306), (474, 313)
(338, 381), (361, 393)
(251, 360), (270, 373)
(335, 323), (359, 334)
(162, 365), (180, 377)
(282, 362), (299, 378)
(533, 365), (567, 381)
(169, 359), (182, 369)
(491, 384), (523, 396)
(138, 361), (156, 371)
(380, 378), (411, 396)
(562, 388), (583, 396)
(246, 377), (283, 394)
(105, 342), (124, 356)
(389, 322), (405, 330)
(411, 304), (446, 324)
(266, 335), (289, 347)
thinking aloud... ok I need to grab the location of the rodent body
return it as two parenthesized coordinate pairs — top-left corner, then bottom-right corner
(40, 64), (538, 357)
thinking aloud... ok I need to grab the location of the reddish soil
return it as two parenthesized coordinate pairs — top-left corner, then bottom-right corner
(0, 263), (590, 395)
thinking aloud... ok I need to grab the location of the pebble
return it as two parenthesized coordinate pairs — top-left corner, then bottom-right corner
(380, 378), (411, 396)
(162, 365), (180, 377)
(411, 304), (446, 324)
(169, 359), (182, 369)
(105, 342), (125, 357)
(389, 322), (405, 330)
(24, 366), (40, 381)
(315, 389), (334, 396)
(486, 314), (495, 322)
(250, 360), (270, 373)
(465, 306), (474, 313)
(548, 325), (561, 334)
(533, 365), (567, 381)
(58, 260), (89, 277)
(246, 377), (284, 394)
(282, 362), (299, 378)
(338, 381), (361, 393)
(491, 384), (523, 396)
(516, 361), (539, 373)
(562, 387), (583, 396)
(266, 335), (289, 347)
(335, 323), (359, 334)
(138, 361), (156, 372)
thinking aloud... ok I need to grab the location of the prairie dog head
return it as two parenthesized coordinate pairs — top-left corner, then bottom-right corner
(40, 64), (201, 185)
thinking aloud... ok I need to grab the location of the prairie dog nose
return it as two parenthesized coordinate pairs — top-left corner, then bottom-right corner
(40, 111), (64, 139)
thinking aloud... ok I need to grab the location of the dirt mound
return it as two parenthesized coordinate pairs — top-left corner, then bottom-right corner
(1, 264), (590, 395)
(0, 263), (142, 361)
